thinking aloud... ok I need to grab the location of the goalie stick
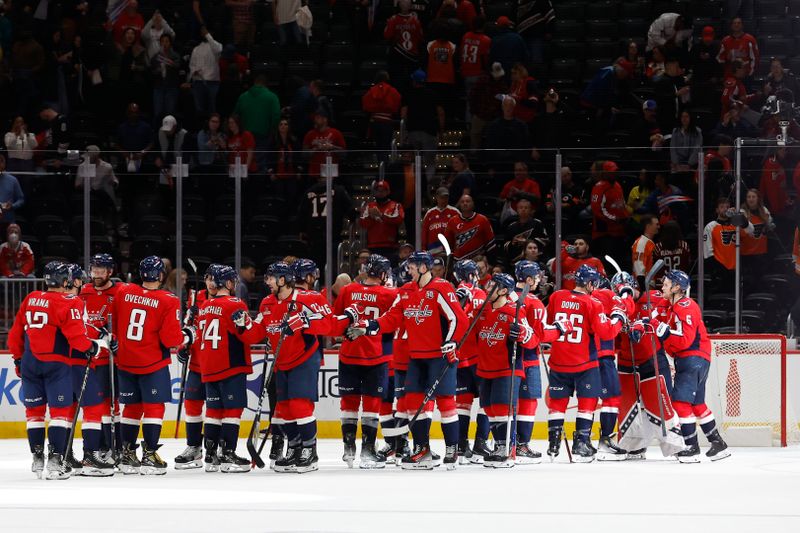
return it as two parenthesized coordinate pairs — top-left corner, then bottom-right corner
(604, 255), (622, 276)
(382, 283), (500, 438)
(644, 259), (667, 436)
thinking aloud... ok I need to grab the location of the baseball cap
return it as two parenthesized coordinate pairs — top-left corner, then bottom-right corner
(602, 160), (619, 173)
(490, 62), (505, 79)
(160, 115), (177, 131)
(411, 69), (427, 83)
(373, 180), (390, 193)
(435, 186), (450, 197)
(496, 16), (513, 28)
(642, 99), (657, 111)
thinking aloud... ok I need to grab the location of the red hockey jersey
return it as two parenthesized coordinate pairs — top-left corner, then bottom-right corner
(445, 212), (495, 260)
(511, 289), (560, 368)
(474, 299), (535, 379)
(376, 278), (468, 359)
(384, 12), (424, 59)
(79, 281), (129, 366)
(618, 290), (670, 366)
(422, 205), (460, 253)
(558, 242), (607, 291)
(591, 288), (629, 357)
(9, 291), (94, 365)
(546, 290), (623, 373)
(333, 282), (398, 366)
(655, 296), (711, 361)
(717, 33), (759, 77)
(591, 179), (629, 239)
(0, 241), (34, 277)
(460, 31), (491, 77)
(358, 199), (405, 249)
(111, 284), (184, 374)
(456, 282), (487, 368)
(196, 296), (262, 382)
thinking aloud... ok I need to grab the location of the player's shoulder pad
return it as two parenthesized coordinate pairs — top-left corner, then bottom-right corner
(678, 299), (692, 308)
(63, 293), (77, 300)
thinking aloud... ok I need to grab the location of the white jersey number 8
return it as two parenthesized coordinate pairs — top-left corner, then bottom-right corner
(126, 309), (147, 341)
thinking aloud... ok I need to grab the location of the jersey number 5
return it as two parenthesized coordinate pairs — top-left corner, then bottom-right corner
(553, 312), (584, 344)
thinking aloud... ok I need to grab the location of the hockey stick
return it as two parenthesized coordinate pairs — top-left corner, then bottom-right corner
(247, 302), (295, 468)
(644, 259), (667, 437)
(604, 255), (622, 276)
(382, 283), (500, 439)
(174, 258), (199, 439)
(65, 337), (103, 472)
(107, 313), (117, 460)
(504, 282), (529, 453)
(437, 233), (453, 281)
(539, 353), (572, 463)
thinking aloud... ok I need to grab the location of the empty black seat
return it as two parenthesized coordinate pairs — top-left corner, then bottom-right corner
(242, 235), (270, 263)
(585, 1), (619, 20)
(69, 216), (106, 241)
(137, 215), (169, 236)
(182, 195), (207, 218)
(706, 293), (736, 312)
(34, 215), (67, 240)
(204, 235), (235, 261)
(702, 310), (730, 331)
(45, 236), (78, 261)
(585, 20), (618, 40)
(273, 236), (309, 257)
(133, 195), (164, 218)
(183, 215), (207, 239)
(130, 236), (163, 261)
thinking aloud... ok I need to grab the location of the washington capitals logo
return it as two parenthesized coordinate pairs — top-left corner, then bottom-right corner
(456, 227), (478, 248)
(478, 323), (506, 347)
(404, 305), (433, 325)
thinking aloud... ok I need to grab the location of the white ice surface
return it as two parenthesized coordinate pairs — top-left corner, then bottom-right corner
(1, 439), (800, 533)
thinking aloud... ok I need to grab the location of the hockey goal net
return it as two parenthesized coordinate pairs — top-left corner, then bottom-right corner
(706, 334), (800, 447)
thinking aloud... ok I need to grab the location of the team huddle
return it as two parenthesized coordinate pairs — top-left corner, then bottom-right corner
(9, 247), (730, 480)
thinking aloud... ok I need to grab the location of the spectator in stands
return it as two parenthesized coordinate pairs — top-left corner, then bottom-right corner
(517, 0), (554, 65)
(219, 44), (250, 115)
(290, 79), (327, 141)
(109, 28), (149, 109)
(670, 111), (703, 172)
(763, 57), (800, 102)
(273, 0), (303, 45)
(188, 26), (223, 115)
(353, 248), (371, 281)
(499, 161), (541, 221)
(545, 166), (587, 235)
(468, 61), (507, 150)
(637, 172), (691, 233)
(422, 186), (460, 254)
(740, 188), (774, 277)
(38, 105), (70, 157)
(362, 71), (402, 159)
(402, 69), (442, 184)
(704, 197), (753, 288)
(150, 33), (181, 120)
(631, 214), (659, 288)
(531, 87), (567, 163)
(646, 45), (667, 83)
(10, 29), (45, 117)
(721, 60), (757, 124)
(297, 172), (355, 269)
(760, 147), (789, 218)
(162, 257), (174, 277)
(331, 273), (352, 301)
(703, 135), (734, 214)
(446, 194), (495, 260)
(483, 96), (530, 170)
(690, 26), (723, 108)
(580, 61), (630, 127)
(385, 0), (425, 96)
(627, 169), (654, 224)
(435, 2), (466, 49)
(4, 116), (37, 173)
(460, 15), (491, 121)
(226, 114), (256, 174)
(75, 145), (121, 232)
(267, 118), (302, 207)
(0, 223), (34, 278)
(556, 237), (606, 291)
(112, 0), (145, 45)
(630, 99), (665, 167)
(155, 116), (188, 188)
(653, 220), (691, 274)
(711, 106), (759, 140)
(445, 153), (475, 203)
(228, 0), (257, 47)
(141, 10), (175, 60)
(425, 19), (458, 122)
(197, 113), (227, 171)
(508, 63), (538, 125)
(0, 154), (24, 233)
(489, 16), (527, 77)
(236, 260), (256, 303)
(359, 180), (405, 260)
(502, 197), (549, 262)
(590, 160), (631, 260)
(717, 17), (759, 78)
(514, 238), (543, 264)
(654, 57), (691, 132)
(302, 109), (346, 177)
(234, 73), (281, 171)
(165, 268), (189, 307)
(625, 41), (646, 82)
(646, 13), (692, 54)
(114, 102), (153, 174)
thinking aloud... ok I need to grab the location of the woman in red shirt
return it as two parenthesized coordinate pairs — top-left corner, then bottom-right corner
(226, 115), (256, 174)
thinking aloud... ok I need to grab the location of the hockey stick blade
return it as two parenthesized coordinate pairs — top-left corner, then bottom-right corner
(437, 233), (452, 256)
(645, 259), (665, 287)
(604, 255), (623, 276)
(186, 257), (198, 275)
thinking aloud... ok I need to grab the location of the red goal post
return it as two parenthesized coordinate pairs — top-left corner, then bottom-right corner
(707, 334), (798, 447)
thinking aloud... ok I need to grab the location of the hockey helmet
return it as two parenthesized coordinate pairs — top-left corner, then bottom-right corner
(43, 261), (70, 288)
(396, 260), (411, 284)
(365, 254), (392, 278)
(269, 261), (294, 284)
(89, 253), (115, 270)
(514, 260), (541, 282)
(453, 259), (479, 283)
(406, 251), (433, 268)
(663, 269), (691, 292)
(139, 255), (166, 282)
(292, 258), (319, 283)
(574, 264), (600, 287)
(611, 271), (635, 288)
(210, 265), (237, 289)
(489, 272), (516, 293)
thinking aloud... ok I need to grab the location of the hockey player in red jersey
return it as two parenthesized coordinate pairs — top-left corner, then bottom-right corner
(332, 254), (397, 468)
(9, 261), (109, 479)
(174, 263), (221, 470)
(187, 265), (262, 473)
(474, 273), (538, 468)
(512, 260), (562, 464)
(347, 251), (469, 470)
(452, 259), (490, 464)
(111, 256), (195, 475)
(79, 253), (127, 459)
(252, 261), (333, 473)
(639, 270), (730, 462)
(545, 264), (627, 462)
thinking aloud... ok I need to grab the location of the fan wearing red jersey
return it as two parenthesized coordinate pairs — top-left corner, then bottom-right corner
(545, 265), (627, 462)
(346, 251), (469, 470)
(473, 273), (537, 468)
(643, 270), (730, 463)
(174, 263), (222, 470)
(332, 254), (397, 468)
(445, 194), (496, 260)
(79, 253), (127, 460)
(111, 256), (194, 475)
(512, 260), (562, 464)
(557, 238), (606, 291)
(452, 259), (490, 464)
(252, 262), (334, 474)
(8, 261), (108, 480)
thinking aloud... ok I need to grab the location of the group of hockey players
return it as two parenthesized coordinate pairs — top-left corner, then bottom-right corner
(9, 244), (730, 480)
